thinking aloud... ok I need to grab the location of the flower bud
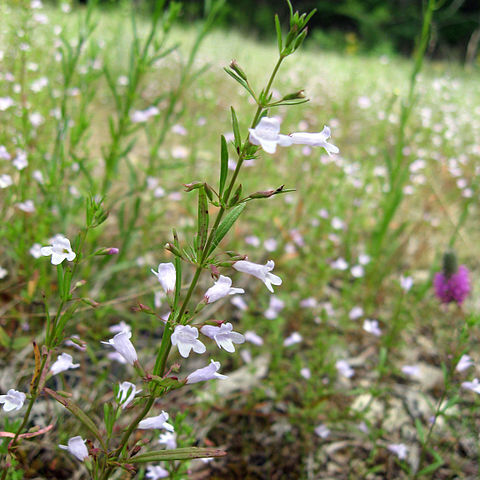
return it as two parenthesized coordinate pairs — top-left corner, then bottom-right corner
(229, 60), (248, 81)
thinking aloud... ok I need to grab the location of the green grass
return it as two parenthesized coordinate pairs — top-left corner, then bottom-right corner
(1, 2), (479, 479)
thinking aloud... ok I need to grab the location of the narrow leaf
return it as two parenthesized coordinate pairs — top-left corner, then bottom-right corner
(219, 135), (228, 197)
(126, 447), (227, 464)
(230, 107), (241, 151)
(274, 14), (283, 53)
(44, 388), (106, 449)
(197, 186), (209, 255)
(208, 203), (246, 255)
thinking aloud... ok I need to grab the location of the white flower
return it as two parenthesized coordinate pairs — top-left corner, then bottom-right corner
(300, 367), (311, 380)
(146, 465), (169, 479)
(171, 325), (206, 358)
(109, 321), (131, 334)
(349, 306), (363, 320)
(0, 174), (13, 188)
(289, 126), (339, 156)
(363, 319), (382, 337)
(116, 381), (141, 409)
(101, 331), (138, 365)
(351, 265), (364, 278)
(336, 360), (354, 378)
(314, 424), (330, 439)
(50, 353), (80, 376)
(358, 254), (371, 265)
(387, 443), (408, 460)
(461, 378), (480, 394)
(401, 365), (420, 377)
(0, 389), (26, 412)
(0, 146), (11, 160)
(13, 151), (28, 170)
(400, 275), (413, 292)
(283, 332), (303, 347)
(0, 267), (7, 279)
(265, 296), (285, 319)
(244, 330), (264, 346)
(456, 354), (474, 372)
(0, 97), (14, 111)
(59, 436), (89, 461)
(331, 257), (348, 270)
(200, 323), (245, 353)
(16, 200), (35, 213)
(158, 431), (177, 450)
(151, 263), (176, 294)
(138, 411), (174, 431)
(230, 295), (248, 311)
(40, 236), (76, 265)
(233, 260), (282, 293)
(204, 275), (244, 303)
(186, 360), (228, 384)
(248, 117), (293, 154)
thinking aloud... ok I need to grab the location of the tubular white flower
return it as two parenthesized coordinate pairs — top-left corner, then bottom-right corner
(289, 126), (339, 156)
(146, 465), (169, 479)
(171, 325), (206, 358)
(158, 431), (177, 450)
(200, 323), (245, 353)
(233, 260), (282, 293)
(186, 360), (228, 384)
(101, 331), (138, 365)
(40, 236), (76, 265)
(59, 436), (89, 461)
(138, 411), (174, 431)
(204, 275), (244, 303)
(0, 389), (26, 412)
(249, 117), (293, 154)
(151, 263), (176, 294)
(116, 381), (141, 409)
(50, 353), (80, 376)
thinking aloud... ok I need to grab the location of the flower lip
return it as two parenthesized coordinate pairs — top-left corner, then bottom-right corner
(233, 260), (282, 293)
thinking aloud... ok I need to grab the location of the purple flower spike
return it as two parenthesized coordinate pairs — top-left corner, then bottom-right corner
(434, 265), (470, 305)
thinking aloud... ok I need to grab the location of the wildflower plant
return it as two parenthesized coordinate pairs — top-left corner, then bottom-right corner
(0, 1), (339, 478)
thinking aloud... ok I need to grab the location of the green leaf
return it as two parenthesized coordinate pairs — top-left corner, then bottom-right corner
(0, 326), (10, 348)
(208, 203), (246, 255)
(274, 14), (283, 53)
(197, 186), (209, 256)
(230, 107), (241, 151)
(126, 447), (227, 464)
(44, 388), (106, 449)
(219, 135), (228, 197)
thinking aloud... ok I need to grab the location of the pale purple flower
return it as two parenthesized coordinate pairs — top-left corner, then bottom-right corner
(289, 126), (339, 156)
(0, 146), (11, 160)
(13, 151), (28, 170)
(59, 436), (89, 461)
(0, 97), (14, 111)
(109, 321), (131, 334)
(461, 378), (480, 394)
(29, 243), (42, 258)
(300, 297), (317, 308)
(146, 466), (169, 479)
(204, 275), (244, 303)
(400, 275), (413, 292)
(336, 360), (354, 378)
(50, 353), (80, 376)
(41, 236), (76, 265)
(264, 238), (278, 251)
(151, 263), (176, 294)
(331, 257), (348, 270)
(101, 331), (138, 365)
(401, 365), (420, 378)
(351, 265), (364, 278)
(233, 260), (282, 293)
(244, 330), (264, 346)
(265, 296), (285, 319)
(283, 332), (303, 347)
(116, 381), (141, 409)
(171, 325), (206, 358)
(186, 360), (228, 384)
(0, 389), (26, 412)
(456, 354), (474, 372)
(0, 174), (13, 189)
(158, 431), (177, 450)
(249, 117), (293, 154)
(387, 443), (408, 460)
(138, 411), (174, 431)
(16, 200), (35, 213)
(300, 368), (311, 380)
(358, 254), (371, 265)
(349, 306), (363, 320)
(200, 323), (245, 353)
(230, 295), (248, 311)
(363, 319), (382, 337)
(314, 424), (330, 439)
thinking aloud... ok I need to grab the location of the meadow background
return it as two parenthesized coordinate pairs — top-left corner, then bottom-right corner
(1, 0), (480, 478)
